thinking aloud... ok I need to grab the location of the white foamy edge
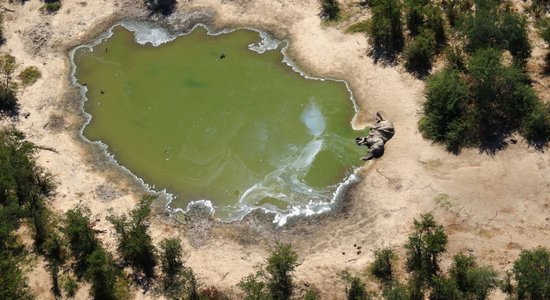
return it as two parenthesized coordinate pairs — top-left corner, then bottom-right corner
(69, 20), (365, 226)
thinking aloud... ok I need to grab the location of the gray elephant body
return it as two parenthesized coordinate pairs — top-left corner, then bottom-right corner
(355, 111), (395, 161)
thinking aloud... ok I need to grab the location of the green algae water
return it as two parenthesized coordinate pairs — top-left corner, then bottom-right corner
(74, 23), (364, 223)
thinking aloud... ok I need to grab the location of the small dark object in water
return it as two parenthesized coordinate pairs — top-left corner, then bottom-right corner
(342, 252), (345, 255)
(220, 49), (226, 60)
(83, 83), (87, 86)
(105, 47), (108, 53)
(357, 246), (362, 250)
(357, 251), (361, 255)
(100, 90), (105, 94)
(353, 244), (357, 247)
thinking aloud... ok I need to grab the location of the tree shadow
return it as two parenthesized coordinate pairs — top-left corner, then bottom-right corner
(368, 47), (399, 67)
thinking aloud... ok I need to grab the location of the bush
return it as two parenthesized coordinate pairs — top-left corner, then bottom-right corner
(370, 248), (397, 283)
(17, 67), (41, 86)
(61, 275), (78, 298)
(340, 271), (372, 300)
(420, 47), (550, 151)
(41, 1), (61, 13)
(382, 281), (409, 300)
(429, 276), (461, 300)
(320, 0), (340, 20)
(266, 243), (300, 300)
(0, 55), (18, 115)
(404, 30), (436, 75)
(404, 0), (428, 36)
(367, 0), (404, 54)
(86, 248), (118, 300)
(239, 243), (299, 300)
(442, 0), (472, 28)
(449, 253), (498, 299)
(347, 20), (370, 33)
(461, 1), (531, 63)
(62, 206), (100, 276)
(445, 45), (466, 70)
(522, 102), (550, 148)
(419, 68), (472, 151)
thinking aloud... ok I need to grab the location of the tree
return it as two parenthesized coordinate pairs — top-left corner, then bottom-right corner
(145, 0), (176, 16)
(239, 243), (299, 300)
(238, 270), (269, 300)
(367, 0), (404, 55)
(160, 237), (184, 287)
(0, 55), (18, 115)
(340, 271), (371, 300)
(522, 102), (550, 148)
(108, 195), (157, 280)
(370, 247), (397, 283)
(404, 213), (447, 283)
(62, 205), (99, 276)
(512, 247), (550, 300)
(159, 237), (198, 299)
(0, 253), (33, 300)
(320, 0), (340, 20)
(266, 243), (300, 300)
(86, 248), (118, 300)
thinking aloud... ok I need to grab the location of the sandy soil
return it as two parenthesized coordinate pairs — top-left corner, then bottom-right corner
(1, 0), (549, 299)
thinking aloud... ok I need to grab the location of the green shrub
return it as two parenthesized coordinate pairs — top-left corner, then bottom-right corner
(370, 248), (397, 283)
(340, 271), (372, 300)
(429, 276), (461, 300)
(404, 0), (428, 36)
(239, 243), (300, 300)
(42, 1), (61, 13)
(522, 102), (550, 148)
(320, 0), (341, 20)
(107, 196), (157, 280)
(0, 55), (18, 115)
(461, 1), (531, 64)
(62, 275), (78, 298)
(442, 0), (472, 28)
(512, 247), (550, 299)
(419, 68), (471, 150)
(382, 281), (409, 300)
(18, 67), (41, 86)
(404, 30), (436, 75)
(444, 45), (466, 70)
(449, 253), (498, 299)
(347, 20), (370, 33)
(367, 0), (404, 54)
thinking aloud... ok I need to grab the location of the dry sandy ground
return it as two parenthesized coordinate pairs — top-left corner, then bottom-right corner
(1, 0), (549, 299)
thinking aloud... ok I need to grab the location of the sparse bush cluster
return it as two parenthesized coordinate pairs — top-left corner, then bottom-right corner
(350, 0), (550, 150)
(18, 66), (42, 86)
(320, 0), (341, 21)
(41, 0), (62, 13)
